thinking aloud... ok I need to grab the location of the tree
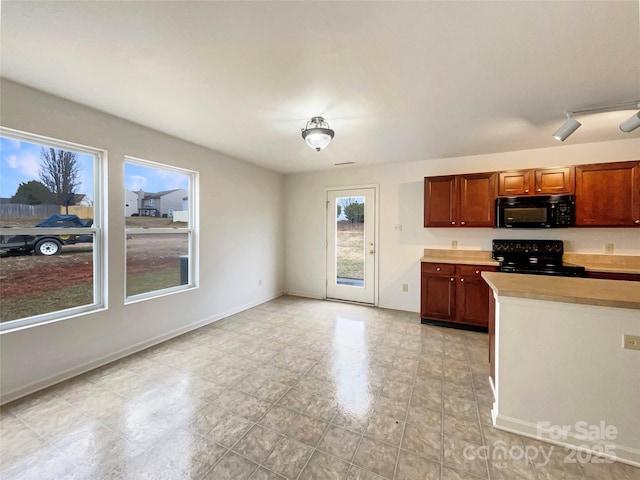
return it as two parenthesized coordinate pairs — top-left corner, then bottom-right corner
(338, 197), (365, 223)
(336, 204), (342, 218)
(39, 148), (81, 210)
(344, 201), (364, 223)
(11, 180), (56, 205)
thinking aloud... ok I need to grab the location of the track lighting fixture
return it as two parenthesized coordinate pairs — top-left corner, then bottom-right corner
(553, 115), (581, 142)
(552, 101), (640, 141)
(619, 111), (640, 133)
(301, 116), (334, 152)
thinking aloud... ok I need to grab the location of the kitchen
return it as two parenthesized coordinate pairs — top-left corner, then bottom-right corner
(415, 161), (640, 466)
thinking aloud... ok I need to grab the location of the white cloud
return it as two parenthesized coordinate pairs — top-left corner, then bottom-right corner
(6, 152), (40, 177)
(127, 175), (147, 191)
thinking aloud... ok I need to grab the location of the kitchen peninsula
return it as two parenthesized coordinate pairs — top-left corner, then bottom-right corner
(482, 272), (640, 466)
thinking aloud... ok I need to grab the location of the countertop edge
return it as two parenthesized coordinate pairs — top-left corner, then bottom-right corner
(420, 257), (499, 266)
(482, 272), (640, 310)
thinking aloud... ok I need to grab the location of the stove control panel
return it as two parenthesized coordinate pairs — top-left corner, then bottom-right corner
(492, 239), (564, 257)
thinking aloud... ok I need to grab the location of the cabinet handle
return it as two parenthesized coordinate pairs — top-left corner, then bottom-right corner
(537, 188), (541, 192)
(525, 189), (529, 193)
(450, 278), (455, 281)
(475, 270), (479, 274)
(636, 220), (640, 224)
(451, 221), (456, 225)
(461, 221), (466, 225)
(460, 278), (464, 282)
(436, 267), (441, 271)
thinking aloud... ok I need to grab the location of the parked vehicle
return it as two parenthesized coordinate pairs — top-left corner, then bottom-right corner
(0, 214), (93, 256)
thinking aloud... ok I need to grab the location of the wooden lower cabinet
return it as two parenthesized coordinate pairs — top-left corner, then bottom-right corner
(421, 262), (497, 329)
(586, 271), (640, 282)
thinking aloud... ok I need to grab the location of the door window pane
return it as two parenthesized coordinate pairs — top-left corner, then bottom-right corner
(335, 196), (365, 287)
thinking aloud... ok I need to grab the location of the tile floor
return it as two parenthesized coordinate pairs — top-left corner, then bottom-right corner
(1, 296), (638, 479)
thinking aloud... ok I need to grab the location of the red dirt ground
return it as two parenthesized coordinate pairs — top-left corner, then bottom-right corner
(0, 235), (187, 297)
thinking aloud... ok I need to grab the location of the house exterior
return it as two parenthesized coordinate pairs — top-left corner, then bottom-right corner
(132, 189), (188, 217)
(73, 194), (92, 206)
(124, 189), (138, 216)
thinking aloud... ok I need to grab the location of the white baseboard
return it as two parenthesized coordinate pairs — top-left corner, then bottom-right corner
(284, 290), (324, 300)
(0, 292), (284, 405)
(494, 414), (640, 468)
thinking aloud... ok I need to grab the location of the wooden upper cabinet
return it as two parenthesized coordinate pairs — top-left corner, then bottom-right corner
(498, 170), (533, 196)
(458, 173), (496, 227)
(575, 161), (640, 227)
(424, 176), (457, 227)
(424, 173), (496, 227)
(498, 167), (574, 196)
(535, 167), (575, 194)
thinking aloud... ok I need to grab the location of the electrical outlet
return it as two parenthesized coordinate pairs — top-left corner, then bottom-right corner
(394, 224), (402, 232)
(451, 240), (458, 250)
(623, 334), (640, 351)
(605, 243), (614, 254)
(402, 283), (408, 292)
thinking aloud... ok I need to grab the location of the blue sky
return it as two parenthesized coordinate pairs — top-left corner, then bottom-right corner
(124, 163), (189, 193)
(1, 136), (189, 200)
(0, 137), (94, 200)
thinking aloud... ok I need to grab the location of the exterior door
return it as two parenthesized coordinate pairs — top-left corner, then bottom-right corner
(326, 188), (376, 304)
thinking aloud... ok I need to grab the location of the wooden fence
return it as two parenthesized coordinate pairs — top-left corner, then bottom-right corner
(59, 206), (94, 219)
(0, 204), (59, 218)
(0, 204), (94, 219)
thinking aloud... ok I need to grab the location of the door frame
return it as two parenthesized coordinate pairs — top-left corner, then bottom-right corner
(325, 184), (379, 306)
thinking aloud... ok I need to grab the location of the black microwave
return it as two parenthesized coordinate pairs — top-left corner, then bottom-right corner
(496, 195), (575, 228)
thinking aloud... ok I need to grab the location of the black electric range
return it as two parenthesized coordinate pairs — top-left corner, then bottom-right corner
(492, 239), (586, 277)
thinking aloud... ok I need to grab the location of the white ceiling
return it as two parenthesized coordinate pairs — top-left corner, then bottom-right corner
(1, 1), (639, 174)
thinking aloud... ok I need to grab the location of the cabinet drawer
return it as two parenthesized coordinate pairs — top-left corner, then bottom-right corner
(457, 265), (497, 277)
(422, 263), (456, 275)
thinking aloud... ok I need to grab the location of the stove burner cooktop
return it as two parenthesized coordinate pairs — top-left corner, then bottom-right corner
(498, 263), (586, 277)
(492, 239), (586, 278)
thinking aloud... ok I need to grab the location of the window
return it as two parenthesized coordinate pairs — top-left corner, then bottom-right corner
(124, 157), (197, 302)
(0, 127), (104, 331)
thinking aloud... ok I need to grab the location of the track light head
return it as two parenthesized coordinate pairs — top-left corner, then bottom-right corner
(619, 111), (640, 133)
(553, 115), (581, 142)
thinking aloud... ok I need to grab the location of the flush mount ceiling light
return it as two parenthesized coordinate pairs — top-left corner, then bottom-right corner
(552, 101), (640, 141)
(301, 116), (335, 152)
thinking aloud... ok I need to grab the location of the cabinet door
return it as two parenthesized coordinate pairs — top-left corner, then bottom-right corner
(575, 161), (640, 226)
(459, 173), (496, 227)
(534, 167), (574, 194)
(421, 268), (456, 321)
(456, 266), (496, 327)
(498, 170), (532, 196)
(424, 176), (458, 227)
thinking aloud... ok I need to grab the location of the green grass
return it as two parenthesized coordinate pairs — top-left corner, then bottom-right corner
(126, 268), (183, 297)
(336, 222), (365, 280)
(0, 283), (93, 323)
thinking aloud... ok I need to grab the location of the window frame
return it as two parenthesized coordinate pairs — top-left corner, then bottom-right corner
(0, 127), (106, 333)
(124, 155), (198, 304)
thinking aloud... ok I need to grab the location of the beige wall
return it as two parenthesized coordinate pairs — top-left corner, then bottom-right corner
(285, 138), (640, 311)
(0, 80), (286, 402)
